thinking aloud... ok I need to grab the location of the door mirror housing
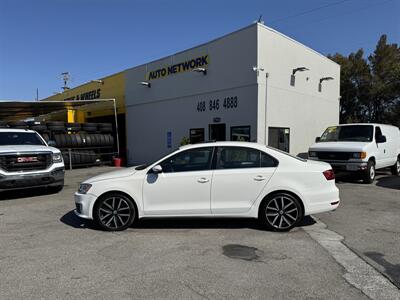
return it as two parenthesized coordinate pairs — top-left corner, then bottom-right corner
(315, 137), (321, 143)
(376, 135), (386, 143)
(151, 165), (163, 174)
(47, 140), (56, 147)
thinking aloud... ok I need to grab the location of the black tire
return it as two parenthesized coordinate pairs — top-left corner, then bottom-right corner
(75, 134), (83, 147)
(65, 122), (81, 132)
(390, 156), (400, 176)
(94, 193), (136, 231)
(108, 135), (114, 147)
(42, 133), (50, 142)
(30, 125), (47, 132)
(48, 125), (65, 133)
(82, 123), (98, 133)
(362, 160), (376, 184)
(11, 125), (29, 129)
(259, 192), (303, 232)
(47, 121), (64, 126)
(7, 120), (26, 127)
(98, 123), (113, 133)
(86, 134), (93, 147)
(54, 134), (62, 147)
(61, 134), (68, 148)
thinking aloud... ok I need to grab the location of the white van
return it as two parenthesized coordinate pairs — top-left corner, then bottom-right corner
(308, 123), (400, 183)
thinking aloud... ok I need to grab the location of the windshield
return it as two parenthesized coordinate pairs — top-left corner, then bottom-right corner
(0, 132), (45, 146)
(319, 125), (373, 142)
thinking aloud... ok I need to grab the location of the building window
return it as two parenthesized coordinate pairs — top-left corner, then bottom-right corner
(268, 127), (290, 153)
(189, 128), (205, 144)
(230, 126), (250, 142)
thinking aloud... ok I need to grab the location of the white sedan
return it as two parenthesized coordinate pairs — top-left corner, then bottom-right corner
(74, 142), (339, 232)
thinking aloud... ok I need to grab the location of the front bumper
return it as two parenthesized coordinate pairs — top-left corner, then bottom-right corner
(74, 192), (98, 219)
(0, 167), (65, 191)
(309, 158), (368, 172)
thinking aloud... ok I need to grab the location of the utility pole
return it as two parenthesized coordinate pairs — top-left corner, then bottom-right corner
(61, 72), (71, 91)
(35, 88), (39, 101)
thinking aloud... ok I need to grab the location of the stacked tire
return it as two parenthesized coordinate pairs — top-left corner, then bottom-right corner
(7, 121), (29, 129)
(28, 121), (48, 133)
(47, 121), (65, 133)
(62, 150), (97, 166)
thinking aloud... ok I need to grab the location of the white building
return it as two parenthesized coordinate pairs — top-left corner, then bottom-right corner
(125, 23), (340, 165)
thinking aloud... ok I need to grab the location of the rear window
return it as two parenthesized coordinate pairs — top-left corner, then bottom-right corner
(0, 132), (45, 146)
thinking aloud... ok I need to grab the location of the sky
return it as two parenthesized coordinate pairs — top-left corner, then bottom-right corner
(0, 0), (399, 100)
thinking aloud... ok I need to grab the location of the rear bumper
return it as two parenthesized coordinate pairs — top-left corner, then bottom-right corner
(303, 185), (340, 215)
(0, 167), (65, 191)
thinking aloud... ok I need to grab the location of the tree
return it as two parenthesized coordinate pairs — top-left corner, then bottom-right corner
(329, 34), (400, 126)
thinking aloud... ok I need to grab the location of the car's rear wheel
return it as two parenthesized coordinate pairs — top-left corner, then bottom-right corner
(259, 193), (302, 232)
(94, 193), (136, 231)
(390, 157), (400, 176)
(362, 160), (375, 184)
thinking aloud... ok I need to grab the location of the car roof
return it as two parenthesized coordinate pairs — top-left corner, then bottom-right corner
(179, 141), (267, 151)
(338, 123), (397, 128)
(0, 128), (35, 133)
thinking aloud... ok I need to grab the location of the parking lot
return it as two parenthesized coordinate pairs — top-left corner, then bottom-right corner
(0, 167), (399, 299)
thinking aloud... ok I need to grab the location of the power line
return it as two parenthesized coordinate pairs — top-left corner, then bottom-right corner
(285, 0), (396, 30)
(269, 0), (353, 24)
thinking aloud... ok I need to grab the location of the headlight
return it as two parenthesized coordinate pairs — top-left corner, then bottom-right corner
(308, 151), (317, 157)
(78, 183), (92, 194)
(52, 153), (63, 163)
(352, 152), (367, 159)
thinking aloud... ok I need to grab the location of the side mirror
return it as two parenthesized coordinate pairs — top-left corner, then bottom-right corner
(376, 135), (386, 143)
(151, 164), (163, 174)
(47, 140), (56, 147)
(315, 137), (321, 143)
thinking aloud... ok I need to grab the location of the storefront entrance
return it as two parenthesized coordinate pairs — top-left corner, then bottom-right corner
(209, 123), (226, 141)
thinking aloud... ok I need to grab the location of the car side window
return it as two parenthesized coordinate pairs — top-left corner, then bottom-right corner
(159, 147), (213, 173)
(375, 126), (383, 140)
(261, 152), (278, 167)
(214, 147), (263, 169)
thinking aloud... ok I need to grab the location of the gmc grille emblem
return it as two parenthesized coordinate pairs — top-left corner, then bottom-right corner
(17, 157), (38, 163)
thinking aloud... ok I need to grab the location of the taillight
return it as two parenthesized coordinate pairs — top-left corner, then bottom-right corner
(323, 169), (335, 180)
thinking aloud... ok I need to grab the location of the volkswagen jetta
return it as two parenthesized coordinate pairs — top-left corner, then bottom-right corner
(74, 142), (339, 231)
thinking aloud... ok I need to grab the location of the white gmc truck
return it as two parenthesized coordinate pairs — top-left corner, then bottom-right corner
(308, 123), (400, 183)
(0, 129), (65, 192)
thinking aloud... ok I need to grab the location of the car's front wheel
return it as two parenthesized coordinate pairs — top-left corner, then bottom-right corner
(362, 160), (375, 184)
(94, 193), (136, 231)
(259, 193), (303, 232)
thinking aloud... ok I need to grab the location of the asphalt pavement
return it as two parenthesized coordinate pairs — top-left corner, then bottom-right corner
(0, 167), (398, 299)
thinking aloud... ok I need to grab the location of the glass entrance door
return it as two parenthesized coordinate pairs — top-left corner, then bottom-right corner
(209, 123), (226, 141)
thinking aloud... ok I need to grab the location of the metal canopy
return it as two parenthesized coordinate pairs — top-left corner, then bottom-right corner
(0, 99), (120, 156)
(0, 99), (115, 121)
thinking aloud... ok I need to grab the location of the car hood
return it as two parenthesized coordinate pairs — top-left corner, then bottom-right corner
(309, 141), (369, 152)
(0, 145), (59, 154)
(85, 167), (138, 183)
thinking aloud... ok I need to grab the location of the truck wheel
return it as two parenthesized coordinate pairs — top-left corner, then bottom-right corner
(363, 160), (375, 184)
(391, 157), (400, 176)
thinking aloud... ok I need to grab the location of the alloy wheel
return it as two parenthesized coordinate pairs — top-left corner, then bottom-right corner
(265, 196), (299, 230)
(370, 165), (375, 180)
(397, 160), (400, 173)
(98, 196), (133, 230)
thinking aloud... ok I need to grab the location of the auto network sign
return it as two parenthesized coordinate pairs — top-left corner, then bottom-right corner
(146, 54), (209, 80)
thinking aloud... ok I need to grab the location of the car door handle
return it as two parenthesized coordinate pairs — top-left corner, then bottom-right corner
(197, 177), (209, 183)
(254, 175), (266, 181)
